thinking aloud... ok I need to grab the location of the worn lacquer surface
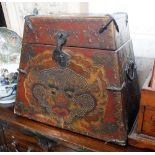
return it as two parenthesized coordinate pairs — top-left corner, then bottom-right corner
(15, 14), (139, 145)
(23, 14), (129, 50)
(15, 43), (128, 144)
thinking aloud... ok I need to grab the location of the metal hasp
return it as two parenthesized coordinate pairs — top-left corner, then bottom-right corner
(53, 31), (70, 67)
(99, 14), (119, 34)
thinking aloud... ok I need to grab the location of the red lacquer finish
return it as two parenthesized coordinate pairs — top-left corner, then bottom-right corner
(15, 13), (140, 146)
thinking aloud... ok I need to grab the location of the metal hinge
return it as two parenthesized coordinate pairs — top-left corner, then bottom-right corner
(24, 8), (38, 32)
(106, 82), (126, 92)
(25, 15), (34, 32)
(17, 68), (27, 75)
(99, 14), (119, 34)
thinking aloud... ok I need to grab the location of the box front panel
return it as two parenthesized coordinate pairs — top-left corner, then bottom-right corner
(15, 44), (126, 144)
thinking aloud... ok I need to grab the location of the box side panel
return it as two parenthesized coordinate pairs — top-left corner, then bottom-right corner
(117, 40), (140, 132)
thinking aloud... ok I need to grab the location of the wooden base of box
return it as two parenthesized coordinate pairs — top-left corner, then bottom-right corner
(128, 118), (155, 151)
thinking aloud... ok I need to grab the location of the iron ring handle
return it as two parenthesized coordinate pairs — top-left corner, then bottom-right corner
(126, 60), (136, 81)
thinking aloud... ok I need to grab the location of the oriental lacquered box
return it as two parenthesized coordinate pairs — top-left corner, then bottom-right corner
(14, 13), (140, 146)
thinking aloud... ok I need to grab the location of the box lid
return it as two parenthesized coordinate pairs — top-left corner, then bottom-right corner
(23, 13), (130, 50)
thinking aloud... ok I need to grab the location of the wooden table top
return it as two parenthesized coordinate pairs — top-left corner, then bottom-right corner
(0, 105), (151, 152)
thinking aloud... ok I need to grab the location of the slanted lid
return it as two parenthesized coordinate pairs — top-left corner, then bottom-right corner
(23, 12), (129, 50)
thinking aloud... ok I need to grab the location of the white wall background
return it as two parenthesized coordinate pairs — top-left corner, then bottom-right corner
(89, 0), (155, 58)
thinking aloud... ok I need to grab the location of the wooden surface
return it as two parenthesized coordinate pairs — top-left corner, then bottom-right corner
(128, 60), (155, 151)
(142, 107), (155, 137)
(150, 60), (155, 88)
(0, 106), (151, 152)
(128, 119), (155, 151)
(137, 68), (155, 136)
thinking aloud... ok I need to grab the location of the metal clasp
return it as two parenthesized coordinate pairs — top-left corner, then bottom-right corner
(53, 31), (70, 67)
